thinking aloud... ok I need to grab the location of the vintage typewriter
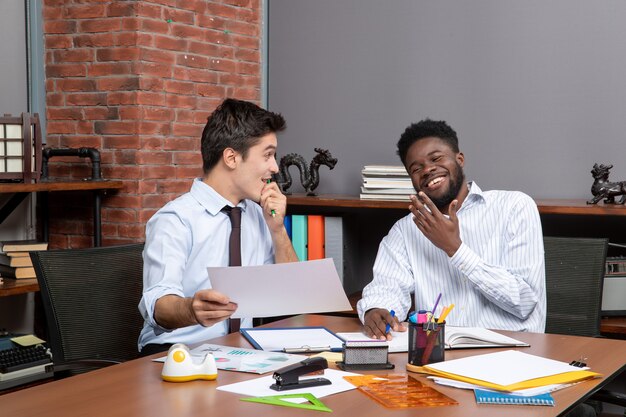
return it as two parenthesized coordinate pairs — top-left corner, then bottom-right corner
(0, 333), (53, 391)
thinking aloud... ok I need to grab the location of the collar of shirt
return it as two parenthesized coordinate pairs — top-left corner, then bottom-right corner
(458, 181), (486, 213)
(189, 178), (249, 215)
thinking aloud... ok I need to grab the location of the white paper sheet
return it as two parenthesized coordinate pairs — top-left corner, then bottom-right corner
(208, 258), (351, 318)
(217, 368), (359, 401)
(425, 350), (589, 386)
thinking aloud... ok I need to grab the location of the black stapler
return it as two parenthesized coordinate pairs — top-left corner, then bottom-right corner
(270, 357), (332, 391)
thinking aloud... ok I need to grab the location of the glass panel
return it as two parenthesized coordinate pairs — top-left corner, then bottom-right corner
(0, 142), (5, 156)
(6, 158), (22, 172)
(0, 159), (5, 172)
(6, 140), (23, 156)
(5, 124), (22, 139)
(0, 125), (5, 138)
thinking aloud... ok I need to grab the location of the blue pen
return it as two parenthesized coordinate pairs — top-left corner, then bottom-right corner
(385, 310), (396, 334)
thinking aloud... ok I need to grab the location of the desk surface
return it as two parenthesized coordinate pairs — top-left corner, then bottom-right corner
(1, 315), (625, 417)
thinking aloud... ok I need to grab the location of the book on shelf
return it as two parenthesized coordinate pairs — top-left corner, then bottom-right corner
(360, 187), (415, 195)
(474, 389), (555, 406)
(359, 193), (411, 201)
(362, 165), (408, 176)
(0, 253), (33, 268)
(0, 265), (36, 279)
(362, 178), (414, 187)
(1, 240), (48, 253)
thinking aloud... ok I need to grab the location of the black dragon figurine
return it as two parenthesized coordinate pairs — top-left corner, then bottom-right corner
(587, 163), (626, 204)
(273, 148), (338, 196)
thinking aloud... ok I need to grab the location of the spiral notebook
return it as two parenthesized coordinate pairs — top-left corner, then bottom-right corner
(474, 389), (555, 406)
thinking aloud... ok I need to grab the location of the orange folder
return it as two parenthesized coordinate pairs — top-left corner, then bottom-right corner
(307, 215), (325, 260)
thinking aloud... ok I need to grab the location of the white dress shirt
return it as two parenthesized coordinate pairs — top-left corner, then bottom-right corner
(138, 178), (275, 350)
(357, 182), (546, 333)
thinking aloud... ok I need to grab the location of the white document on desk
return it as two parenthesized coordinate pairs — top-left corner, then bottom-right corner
(208, 258), (351, 318)
(217, 368), (359, 400)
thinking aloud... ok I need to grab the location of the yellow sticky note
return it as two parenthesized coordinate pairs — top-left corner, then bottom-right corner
(311, 351), (343, 363)
(11, 334), (46, 347)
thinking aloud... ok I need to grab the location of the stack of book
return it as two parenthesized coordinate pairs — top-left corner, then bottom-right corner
(0, 240), (48, 279)
(360, 165), (415, 201)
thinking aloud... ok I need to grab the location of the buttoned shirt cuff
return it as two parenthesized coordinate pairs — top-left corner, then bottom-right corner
(449, 242), (481, 277)
(139, 286), (185, 334)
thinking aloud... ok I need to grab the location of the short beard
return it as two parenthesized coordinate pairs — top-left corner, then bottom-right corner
(429, 163), (465, 210)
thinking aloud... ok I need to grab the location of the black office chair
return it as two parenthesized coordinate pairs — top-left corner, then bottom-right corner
(30, 243), (145, 377)
(544, 236), (608, 337)
(544, 236), (626, 413)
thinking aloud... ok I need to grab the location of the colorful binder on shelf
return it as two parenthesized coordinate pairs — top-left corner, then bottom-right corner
(307, 215), (325, 260)
(291, 215), (308, 261)
(324, 216), (344, 283)
(284, 215), (292, 240)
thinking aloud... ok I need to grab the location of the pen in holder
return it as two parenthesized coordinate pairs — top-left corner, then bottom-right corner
(408, 320), (445, 366)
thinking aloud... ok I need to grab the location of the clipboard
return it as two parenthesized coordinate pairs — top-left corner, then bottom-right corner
(240, 327), (344, 353)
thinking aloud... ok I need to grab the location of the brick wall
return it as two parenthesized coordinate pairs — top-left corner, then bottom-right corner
(42, 0), (262, 248)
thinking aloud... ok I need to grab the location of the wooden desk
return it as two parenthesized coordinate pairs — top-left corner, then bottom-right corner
(1, 315), (625, 417)
(0, 180), (123, 247)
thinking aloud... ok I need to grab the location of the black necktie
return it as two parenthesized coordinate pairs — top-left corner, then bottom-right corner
(222, 206), (242, 333)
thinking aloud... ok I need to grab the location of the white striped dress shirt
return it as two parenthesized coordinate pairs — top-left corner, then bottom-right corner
(357, 182), (546, 333)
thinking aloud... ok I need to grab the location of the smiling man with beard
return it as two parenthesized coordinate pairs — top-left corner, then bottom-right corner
(357, 119), (546, 340)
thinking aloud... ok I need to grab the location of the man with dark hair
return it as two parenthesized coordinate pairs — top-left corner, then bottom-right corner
(357, 119), (546, 339)
(138, 98), (298, 355)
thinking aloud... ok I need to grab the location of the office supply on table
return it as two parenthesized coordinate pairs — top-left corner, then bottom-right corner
(430, 293), (442, 317)
(217, 367), (358, 399)
(154, 343), (303, 374)
(428, 376), (578, 396)
(409, 320), (445, 366)
(444, 326), (529, 349)
(241, 327), (344, 352)
(2, 314), (626, 417)
(438, 304), (454, 323)
(344, 374), (458, 408)
(271, 357), (331, 391)
(161, 344), (217, 382)
(414, 350), (601, 392)
(336, 340), (394, 371)
(474, 389), (555, 406)
(385, 309), (395, 334)
(208, 258), (351, 318)
(241, 393), (332, 412)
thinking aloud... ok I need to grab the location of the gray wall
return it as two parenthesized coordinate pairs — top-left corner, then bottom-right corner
(267, 1), (626, 199)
